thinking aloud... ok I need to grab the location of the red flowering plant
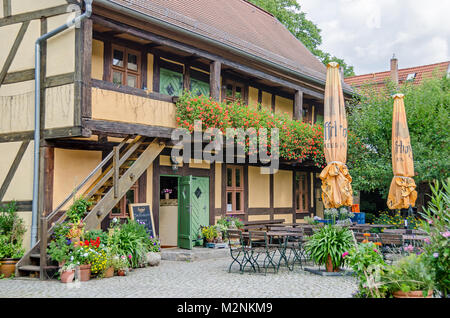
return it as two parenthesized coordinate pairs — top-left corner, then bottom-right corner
(176, 92), (327, 168)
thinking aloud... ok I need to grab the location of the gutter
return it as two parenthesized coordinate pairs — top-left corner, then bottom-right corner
(30, 0), (93, 248)
(94, 0), (354, 97)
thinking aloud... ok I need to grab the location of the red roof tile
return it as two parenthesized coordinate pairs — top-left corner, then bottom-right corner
(344, 61), (449, 88)
(106, 0), (328, 81)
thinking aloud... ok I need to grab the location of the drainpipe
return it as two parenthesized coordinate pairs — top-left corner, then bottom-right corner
(30, 0), (93, 248)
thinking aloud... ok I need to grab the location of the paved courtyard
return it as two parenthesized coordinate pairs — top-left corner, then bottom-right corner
(0, 257), (358, 298)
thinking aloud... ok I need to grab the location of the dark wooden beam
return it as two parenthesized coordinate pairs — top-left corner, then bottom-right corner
(0, 200), (32, 212)
(3, 68), (34, 84)
(91, 78), (174, 102)
(81, 18), (93, 119)
(209, 61), (221, 101)
(294, 90), (303, 121)
(0, 141), (30, 201)
(183, 60), (191, 91)
(82, 119), (174, 139)
(3, 0), (11, 17)
(0, 4), (69, 27)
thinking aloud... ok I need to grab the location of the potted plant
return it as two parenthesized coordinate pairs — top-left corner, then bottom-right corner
(162, 188), (172, 200)
(304, 224), (353, 272)
(47, 235), (73, 267)
(72, 240), (97, 281)
(343, 241), (388, 298)
(382, 253), (435, 298)
(146, 236), (161, 266)
(201, 225), (218, 243)
(59, 262), (77, 283)
(112, 255), (129, 276)
(0, 202), (26, 278)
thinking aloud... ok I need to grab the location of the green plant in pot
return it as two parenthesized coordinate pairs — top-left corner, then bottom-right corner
(381, 253), (435, 298)
(0, 202), (26, 278)
(201, 225), (218, 243)
(304, 224), (353, 272)
(47, 235), (73, 266)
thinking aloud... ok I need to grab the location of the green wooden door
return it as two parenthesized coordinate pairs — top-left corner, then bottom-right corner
(178, 176), (209, 249)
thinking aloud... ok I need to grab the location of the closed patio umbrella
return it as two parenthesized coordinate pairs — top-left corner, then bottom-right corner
(387, 94), (417, 210)
(319, 62), (353, 208)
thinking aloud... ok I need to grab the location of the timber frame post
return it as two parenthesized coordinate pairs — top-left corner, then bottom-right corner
(294, 90), (303, 121)
(209, 61), (221, 101)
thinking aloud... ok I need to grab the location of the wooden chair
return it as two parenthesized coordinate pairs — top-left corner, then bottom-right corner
(378, 233), (404, 263)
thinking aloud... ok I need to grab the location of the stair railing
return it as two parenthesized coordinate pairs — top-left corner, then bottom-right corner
(24, 135), (133, 278)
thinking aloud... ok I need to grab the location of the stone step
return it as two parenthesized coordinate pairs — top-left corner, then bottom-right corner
(161, 247), (229, 262)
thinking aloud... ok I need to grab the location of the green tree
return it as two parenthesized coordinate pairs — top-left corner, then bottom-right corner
(247, 0), (355, 76)
(346, 74), (450, 199)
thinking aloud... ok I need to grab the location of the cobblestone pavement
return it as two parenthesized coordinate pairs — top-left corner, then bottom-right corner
(0, 258), (358, 298)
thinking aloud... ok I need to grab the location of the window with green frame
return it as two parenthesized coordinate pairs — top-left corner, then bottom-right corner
(160, 68), (183, 96)
(190, 77), (210, 96)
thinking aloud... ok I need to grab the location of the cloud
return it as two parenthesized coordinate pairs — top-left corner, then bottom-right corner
(298, 0), (450, 74)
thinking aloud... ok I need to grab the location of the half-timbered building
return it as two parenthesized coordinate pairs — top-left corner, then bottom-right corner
(0, 0), (353, 277)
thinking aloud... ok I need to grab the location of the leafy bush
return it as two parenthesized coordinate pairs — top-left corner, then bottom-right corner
(66, 197), (92, 223)
(381, 254), (435, 297)
(217, 216), (244, 229)
(108, 219), (153, 268)
(344, 241), (387, 298)
(0, 201), (26, 259)
(304, 225), (353, 270)
(418, 179), (450, 298)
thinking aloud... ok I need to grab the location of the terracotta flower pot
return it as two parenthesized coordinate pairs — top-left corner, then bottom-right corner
(325, 255), (340, 272)
(60, 270), (75, 283)
(103, 266), (114, 278)
(393, 290), (433, 298)
(117, 269), (126, 276)
(78, 264), (91, 281)
(0, 258), (19, 278)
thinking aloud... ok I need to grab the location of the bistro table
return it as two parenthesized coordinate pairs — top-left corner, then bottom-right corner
(350, 224), (395, 232)
(382, 228), (427, 235)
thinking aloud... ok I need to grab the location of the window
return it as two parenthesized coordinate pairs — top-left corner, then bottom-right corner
(406, 73), (416, 81)
(160, 68), (183, 96)
(190, 77), (210, 96)
(110, 182), (139, 218)
(223, 80), (245, 104)
(226, 165), (244, 214)
(111, 45), (141, 88)
(295, 172), (309, 213)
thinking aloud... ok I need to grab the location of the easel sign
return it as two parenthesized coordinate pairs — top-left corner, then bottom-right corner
(129, 203), (155, 238)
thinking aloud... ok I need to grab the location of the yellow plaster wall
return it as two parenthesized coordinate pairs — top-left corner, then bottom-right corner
(45, 83), (75, 129)
(275, 96), (293, 119)
(11, 0), (67, 15)
(188, 159), (210, 169)
(248, 86), (258, 109)
(46, 13), (76, 77)
(91, 88), (177, 128)
(91, 39), (104, 80)
(261, 91), (272, 111)
(17, 212), (32, 252)
(248, 166), (270, 208)
(215, 162), (221, 209)
(53, 149), (102, 209)
(0, 81), (34, 133)
(274, 169), (292, 208)
(9, 20), (40, 73)
(0, 141), (34, 201)
(248, 214), (270, 222)
(274, 214), (293, 224)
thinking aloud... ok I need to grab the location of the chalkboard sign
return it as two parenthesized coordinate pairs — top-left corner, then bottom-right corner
(129, 203), (156, 238)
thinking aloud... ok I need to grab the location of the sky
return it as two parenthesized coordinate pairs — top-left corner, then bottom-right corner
(298, 0), (450, 75)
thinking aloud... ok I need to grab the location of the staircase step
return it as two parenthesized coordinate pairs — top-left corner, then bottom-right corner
(18, 265), (41, 272)
(30, 253), (42, 259)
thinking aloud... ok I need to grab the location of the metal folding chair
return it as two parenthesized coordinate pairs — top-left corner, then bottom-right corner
(226, 229), (251, 274)
(247, 231), (278, 275)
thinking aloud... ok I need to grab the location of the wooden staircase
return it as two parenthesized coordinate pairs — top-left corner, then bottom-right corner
(16, 136), (165, 279)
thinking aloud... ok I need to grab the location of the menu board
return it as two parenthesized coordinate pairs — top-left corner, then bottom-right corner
(129, 203), (155, 238)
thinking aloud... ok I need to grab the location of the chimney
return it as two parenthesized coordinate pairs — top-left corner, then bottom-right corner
(390, 54), (399, 85)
